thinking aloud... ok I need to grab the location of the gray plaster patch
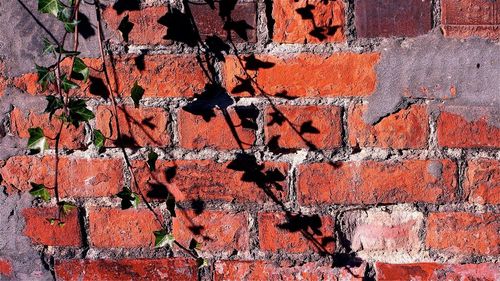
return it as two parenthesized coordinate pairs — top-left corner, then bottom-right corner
(427, 161), (443, 179)
(0, 0), (100, 77)
(0, 191), (52, 281)
(365, 32), (500, 127)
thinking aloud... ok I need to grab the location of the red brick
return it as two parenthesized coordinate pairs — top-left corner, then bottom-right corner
(0, 156), (123, 197)
(10, 107), (86, 149)
(23, 207), (82, 246)
(354, 0), (432, 38)
(88, 208), (161, 248)
(442, 0), (500, 39)
(178, 107), (256, 150)
(0, 259), (13, 277)
(12, 73), (40, 95)
(214, 260), (367, 281)
(426, 212), (499, 255)
(437, 111), (500, 148)
(172, 210), (249, 252)
(189, 2), (257, 42)
(258, 212), (335, 254)
(96, 106), (170, 147)
(265, 105), (342, 150)
(132, 159), (288, 203)
(348, 104), (429, 149)
(298, 160), (457, 205)
(376, 262), (500, 281)
(225, 53), (380, 97)
(464, 159), (499, 204)
(273, 0), (344, 43)
(102, 6), (169, 45)
(55, 258), (198, 281)
(348, 209), (423, 255)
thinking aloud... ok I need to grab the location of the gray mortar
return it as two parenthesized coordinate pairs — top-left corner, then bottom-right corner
(365, 31), (500, 127)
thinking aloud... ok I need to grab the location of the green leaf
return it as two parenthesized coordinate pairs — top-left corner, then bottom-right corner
(147, 150), (158, 171)
(29, 183), (51, 202)
(42, 38), (57, 56)
(189, 238), (202, 250)
(66, 99), (95, 127)
(27, 127), (48, 153)
(38, 0), (63, 17)
(116, 187), (140, 209)
(93, 129), (105, 151)
(35, 64), (55, 91)
(154, 229), (175, 248)
(196, 258), (208, 268)
(47, 218), (56, 225)
(58, 201), (76, 215)
(45, 95), (64, 120)
(131, 81), (144, 108)
(72, 57), (89, 82)
(58, 222), (66, 227)
(61, 75), (79, 92)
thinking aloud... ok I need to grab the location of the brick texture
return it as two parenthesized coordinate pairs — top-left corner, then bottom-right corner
(298, 160), (457, 205)
(426, 212), (500, 255)
(55, 258), (198, 281)
(464, 159), (499, 204)
(442, 0), (500, 39)
(0, 259), (13, 277)
(376, 263), (500, 281)
(23, 207), (82, 246)
(273, 0), (345, 43)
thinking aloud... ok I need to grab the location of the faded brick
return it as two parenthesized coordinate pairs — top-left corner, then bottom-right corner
(442, 0), (500, 39)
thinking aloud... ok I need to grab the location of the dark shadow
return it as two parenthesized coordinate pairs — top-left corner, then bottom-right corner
(165, 166), (177, 183)
(157, 8), (198, 47)
(88, 76), (110, 100)
(205, 35), (230, 62)
(182, 83), (234, 122)
(77, 12), (96, 39)
(113, 0), (141, 15)
(117, 14), (134, 42)
(146, 183), (171, 200)
(191, 199), (206, 215)
(234, 106), (258, 130)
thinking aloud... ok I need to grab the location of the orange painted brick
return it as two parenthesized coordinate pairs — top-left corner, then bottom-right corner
(12, 73), (40, 95)
(225, 53), (379, 97)
(0, 156), (123, 197)
(172, 210), (249, 252)
(464, 159), (499, 204)
(426, 212), (499, 255)
(0, 259), (13, 277)
(348, 104), (429, 149)
(442, 0), (500, 39)
(178, 107), (257, 150)
(214, 260), (366, 280)
(132, 159), (288, 203)
(88, 208), (161, 248)
(438, 111), (500, 148)
(298, 160), (457, 205)
(265, 105), (342, 150)
(23, 207), (82, 246)
(96, 106), (170, 147)
(376, 263), (500, 281)
(273, 0), (344, 43)
(55, 258), (198, 281)
(102, 6), (169, 45)
(10, 107), (86, 149)
(258, 212), (335, 254)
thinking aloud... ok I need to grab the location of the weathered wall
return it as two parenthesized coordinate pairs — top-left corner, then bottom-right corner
(0, 0), (499, 280)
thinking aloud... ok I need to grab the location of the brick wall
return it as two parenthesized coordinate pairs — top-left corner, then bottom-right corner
(0, 0), (499, 280)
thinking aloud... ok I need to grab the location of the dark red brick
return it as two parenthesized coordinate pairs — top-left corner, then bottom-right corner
(442, 0), (500, 39)
(55, 258), (197, 281)
(464, 159), (499, 204)
(354, 0), (432, 38)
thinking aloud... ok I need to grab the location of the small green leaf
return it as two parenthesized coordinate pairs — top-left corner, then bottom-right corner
(93, 129), (105, 151)
(196, 258), (208, 268)
(29, 183), (51, 202)
(154, 229), (175, 248)
(58, 201), (76, 215)
(72, 57), (90, 82)
(116, 187), (140, 209)
(58, 222), (66, 227)
(42, 38), (57, 56)
(131, 81), (144, 108)
(47, 218), (56, 225)
(147, 150), (158, 171)
(189, 238), (202, 250)
(63, 19), (79, 33)
(66, 99), (95, 127)
(61, 75), (79, 92)
(38, 0), (63, 17)
(27, 127), (48, 153)
(35, 64), (55, 91)
(45, 95), (64, 120)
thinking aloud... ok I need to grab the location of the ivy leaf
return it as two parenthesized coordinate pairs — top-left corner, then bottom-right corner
(197, 258), (208, 268)
(67, 99), (95, 127)
(58, 222), (66, 227)
(154, 229), (175, 248)
(189, 238), (202, 250)
(58, 201), (76, 215)
(116, 187), (140, 209)
(47, 218), (56, 225)
(93, 129), (105, 151)
(35, 64), (55, 91)
(131, 81), (144, 108)
(147, 150), (158, 171)
(72, 57), (89, 82)
(28, 127), (48, 153)
(61, 75), (79, 92)
(38, 0), (63, 17)
(42, 38), (57, 56)
(29, 183), (51, 202)
(45, 95), (64, 120)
